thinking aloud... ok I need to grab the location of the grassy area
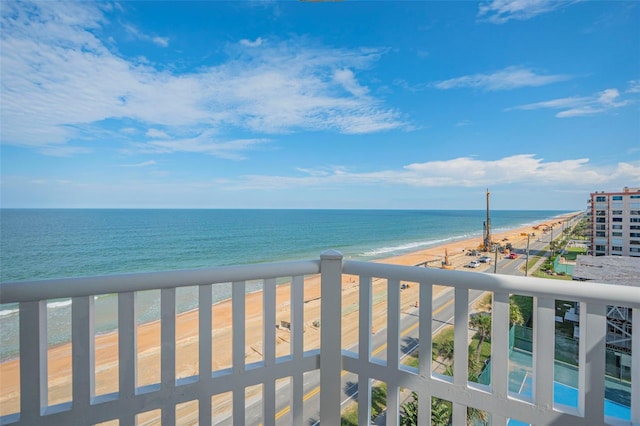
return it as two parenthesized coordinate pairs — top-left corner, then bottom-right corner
(341, 382), (387, 425)
(561, 247), (587, 261)
(524, 255), (541, 274)
(532, 270), (573, 280)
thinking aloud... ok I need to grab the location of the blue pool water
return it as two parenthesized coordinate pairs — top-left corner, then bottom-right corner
(508, 375), (631, 424)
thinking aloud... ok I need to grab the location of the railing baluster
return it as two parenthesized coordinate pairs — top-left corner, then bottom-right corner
(387, 384), (399, 426)
(581, 302), (606, 421)
(264, 278), (276, 426)
(454, 287), (469, 387)
(453, 287), (469, 426)
(491, 292), (509, 399)
(198, 284), (212, 425)
(387, 279), (400, 425)
(19, 301), (47, 423)
(291, 275), (304, 424)
(319, 250), (343, 426)
(118, 292), (136, 425)
(232, 280), (246, 426)
(161, 287), (176, 424)
(71, 296), (94, 419)
(358, 275), (372, 425)
(534, 297), (555, 409)
(264, 278), (276, 366)
(388, 279), (400, 369)
(417, 281), (432, 426)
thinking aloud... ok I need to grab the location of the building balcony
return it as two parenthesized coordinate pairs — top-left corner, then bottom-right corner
(0, 251), (638, 425)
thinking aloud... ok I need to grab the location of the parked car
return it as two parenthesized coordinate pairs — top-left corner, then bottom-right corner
(465, 260), (481, 268)
(507, 252), (518, 259)
(479, 256), (492, 263)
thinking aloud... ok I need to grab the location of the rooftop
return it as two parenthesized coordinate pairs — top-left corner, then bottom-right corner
(573, 255), (640, 287)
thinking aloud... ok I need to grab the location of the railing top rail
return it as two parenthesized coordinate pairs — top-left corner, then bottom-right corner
(2, 252), (638, 308)
(0, 259), (320, 304)
(343, 259), (640, 308)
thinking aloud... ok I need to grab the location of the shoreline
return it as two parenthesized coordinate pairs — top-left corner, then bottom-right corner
(0, 211), (581, 415)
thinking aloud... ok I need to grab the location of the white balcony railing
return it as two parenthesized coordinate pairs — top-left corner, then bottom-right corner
(0, 250), (638, 425)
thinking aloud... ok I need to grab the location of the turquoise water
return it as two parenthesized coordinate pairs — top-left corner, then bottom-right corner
(506, 349), (631, 424)
(1, 209), (570, 360)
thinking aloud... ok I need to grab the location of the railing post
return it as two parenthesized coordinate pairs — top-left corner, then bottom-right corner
(319, 250), (343, 424)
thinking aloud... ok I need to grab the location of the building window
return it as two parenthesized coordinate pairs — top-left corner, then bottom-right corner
(612, 196), (623, 200)
(631, 210), (640, 215)
(631, 218), (640, 223)
(612, 218), (623, 222)
(595, 224), (606, 230)
(631, 195), (640, 199)
(595, 245), (607, 251)
(631, 233), (640, 238)
(613, 225), (623, 229)
(596, 231), (606, 237)
(611, 246), (623, 252)
(596, 210), (607, 216)
(631, 248), (640, 253)
(612, 210), (623, 215)
(612, 232), (623, 237)
(631, 225), (640, 230)
(596, 196), (606, 202)
(630, 240), (640, 245)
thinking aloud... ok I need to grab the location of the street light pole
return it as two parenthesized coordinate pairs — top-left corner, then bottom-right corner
(525, 234), (530, 277)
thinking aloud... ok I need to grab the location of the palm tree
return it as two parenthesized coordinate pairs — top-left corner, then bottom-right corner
(510, 301), (524, 326)
(469, 312), (491, 362)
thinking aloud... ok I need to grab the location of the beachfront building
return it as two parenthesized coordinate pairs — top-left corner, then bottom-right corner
(0, 251), (637, 426)
(588, 186), (640, 257)
(570, 255), (639, 382)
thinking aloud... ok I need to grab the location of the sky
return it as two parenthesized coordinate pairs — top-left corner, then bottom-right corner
(1, 1), (639, 210)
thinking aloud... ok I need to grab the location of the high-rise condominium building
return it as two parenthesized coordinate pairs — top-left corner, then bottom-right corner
(589, 187), (640, 257)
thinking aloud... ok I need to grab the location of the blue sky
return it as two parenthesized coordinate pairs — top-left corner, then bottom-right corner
(1, 1), (639, 210)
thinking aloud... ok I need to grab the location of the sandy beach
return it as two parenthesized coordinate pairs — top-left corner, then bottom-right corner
(0, 213), (578, 418)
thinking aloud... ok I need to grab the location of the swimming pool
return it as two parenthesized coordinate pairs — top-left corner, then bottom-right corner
(507, 370), (631, 425)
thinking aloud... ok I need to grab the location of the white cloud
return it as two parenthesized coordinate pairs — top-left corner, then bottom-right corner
(146, 129), (170, 139)
(119, 160), (157, 168)
(333, 68), (369, 97)
(478, 0), (578, 24)
(628, 80), (640, 93)
(511, 87), (632, 117)
(0, 1), (406, 156)
(240, 37), (264, 47)
(124, 23), (169, 47)
(133, 130), (270, 160)
(434, 66), (570, 91)
(222, 155), (640, 190)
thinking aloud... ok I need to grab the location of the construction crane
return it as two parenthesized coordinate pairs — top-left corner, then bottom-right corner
(483, 189), (492, 252)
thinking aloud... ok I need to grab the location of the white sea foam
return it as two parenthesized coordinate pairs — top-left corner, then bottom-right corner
(360, 237), (457, 257)
(47, 299), (72, 309)
(0, 307), (19, 317)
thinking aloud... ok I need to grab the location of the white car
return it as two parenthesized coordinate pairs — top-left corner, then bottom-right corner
(465, 260), (481, 268)
(479, 256), (492, 263)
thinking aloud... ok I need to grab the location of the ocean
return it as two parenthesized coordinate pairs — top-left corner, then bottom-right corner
(0, 209), (570, 360)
